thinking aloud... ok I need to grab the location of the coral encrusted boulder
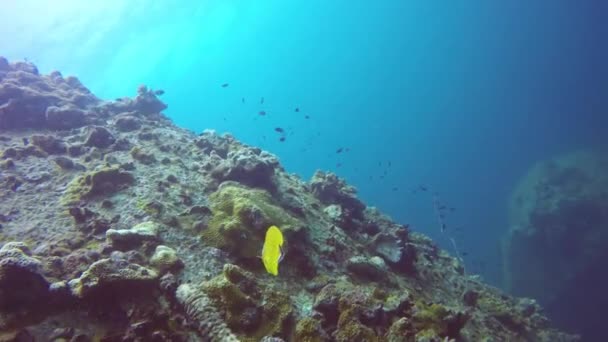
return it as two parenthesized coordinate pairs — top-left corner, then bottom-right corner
(503, 149), (608, 339)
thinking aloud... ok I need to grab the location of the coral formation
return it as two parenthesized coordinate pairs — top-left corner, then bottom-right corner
(0, 57), (578, 341)
(67, 257), (158, 298)
(106, 221), (160, 246)
(202, 182), (299, 261)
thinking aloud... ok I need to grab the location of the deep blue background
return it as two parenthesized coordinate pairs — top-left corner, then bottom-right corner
(1, 1), (607, 288)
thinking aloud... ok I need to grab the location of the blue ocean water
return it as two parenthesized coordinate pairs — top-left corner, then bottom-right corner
(1, 0), (606, 290)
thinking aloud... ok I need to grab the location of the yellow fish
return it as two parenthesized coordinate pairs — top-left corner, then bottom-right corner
(262, 225), (285, 276)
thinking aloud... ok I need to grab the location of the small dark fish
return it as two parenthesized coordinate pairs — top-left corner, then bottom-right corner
(304, 115), (310, 119)
(439, 213), (445, 219)
(22, 137), (29, 145)
(419, 185), (428, 192)
(279, 136), (286, 142)
(336, 148), (343, 154)
(260, 97), (265, 104)
(369, 176), (373, 181)
(295, 107), (300, 112)
(378, 161), (382, 166)
(392, 187), (398, 191)
(439, 205), (447, 210)
(154, 89), (165, 96)
(441, 223), (447, 231)
(380, 175), (385, 179)
(388, 161), (392, 167)
(274, 127), (284, 133)
(242, 97), (245, 103)
(221, 83), (229, 88)
(259, 111), (266, 116)
(449, 207), (456, 212)
(345, 147), (350, 152)
(461, 252), (469, 257)
(336, 163), (342, 168)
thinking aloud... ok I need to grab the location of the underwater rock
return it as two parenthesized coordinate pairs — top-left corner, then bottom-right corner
(150, 245), (182, 273)
(103, 85), (167, 116)
(134, 85), (168, 115)
(310, 171), (365, 220)
(84, 126), (115, 148)
(210, 145), (279, 191)
(195, 130), (231, 157)
(202, 182), (298, 260)
(31, 134), (66, 154)
(0, 242), (51, 329)
(130, 146), (157, 164)
(0, 61), (97, 130)
(114, 114), (141, 132)
(346, 255), (388, 281)
(503, 150), (608, 338)
(411, 302), (470, 339)
(106, 221), (160, 246)
(45, 105), (86, 130)
(67, 257), (158, 298)
(369, 232), (403, 264)
(62, 167), (134, 205)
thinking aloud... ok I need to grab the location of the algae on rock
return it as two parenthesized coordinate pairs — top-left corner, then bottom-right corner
(61, 167), (134, 205)
(202, 182), (299, 261)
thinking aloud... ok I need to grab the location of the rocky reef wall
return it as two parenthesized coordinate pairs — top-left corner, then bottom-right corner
(0, 56), (578, 341)
(503, 149), (608, 340)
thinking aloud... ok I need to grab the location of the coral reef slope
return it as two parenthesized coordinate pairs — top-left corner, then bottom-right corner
(0, 57), (577, 341)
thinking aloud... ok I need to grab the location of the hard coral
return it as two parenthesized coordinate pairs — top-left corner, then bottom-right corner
(0, 60), (97, 130)
(176, 283), (240, 342)
(67, 257), (158, 298)
(205, 264), (293, 340)
(62, 167), (134, 205)
(210, 146), (279, 192)
(310, 171), (365, 219)
(0, 242), (51, 329)
(203, 182), (298, 261)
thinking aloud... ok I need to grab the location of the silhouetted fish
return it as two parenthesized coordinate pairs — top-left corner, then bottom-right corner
(295, 107), (300, 112)
(419, 185), (428, 192)
(336, 148), (343, 154)
(154, 89), (165, 96)
(279, 136), (286, 142)
(242, 97), (245, 103)
(392, 187), (398, 191)
(336, 163), (342, 168)
(274, 127), (284, 133)
(305, 115), (310, 119)
(259, 111), (266, 116)
(221, 83), (229, 88)
(261, 97), (265, 104)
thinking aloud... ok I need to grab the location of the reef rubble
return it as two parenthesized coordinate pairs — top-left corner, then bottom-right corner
(0, 57), (578, 341)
